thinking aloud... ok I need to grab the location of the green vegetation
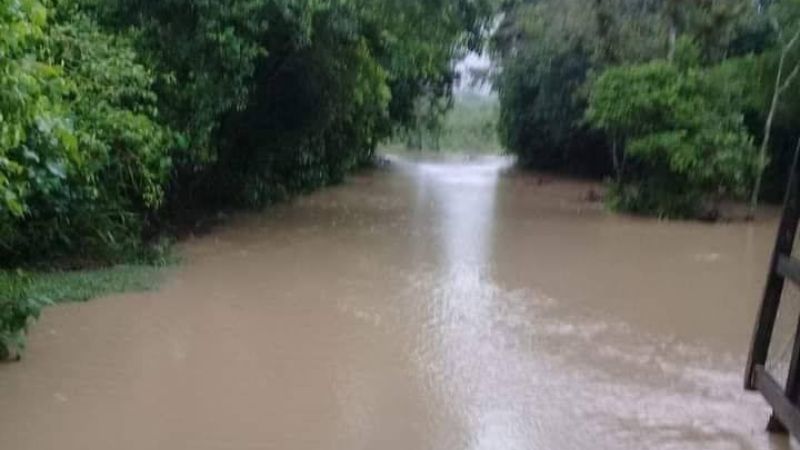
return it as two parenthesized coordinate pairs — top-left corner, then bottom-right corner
(1, 1), (172, 265)
(0, 264), (165, 358)
(1, 0), (494, 358)
(13, 0), (800, 357)
(0, 277), (50, 361)
(1, 0), (492, 266)
(493, 0), (800, 218)
(387, 93), (502, 154)
(587, 40), (757, 217)
(2, 265), (166, 305)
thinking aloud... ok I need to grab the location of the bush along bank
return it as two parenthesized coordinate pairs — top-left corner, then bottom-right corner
(0, 0), (494, 358)
(493, 0), (800, 219)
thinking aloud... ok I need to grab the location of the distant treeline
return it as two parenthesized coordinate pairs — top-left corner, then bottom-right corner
(389, 93), (501, 154)
(494, 0), (800, 218)
(0, 0), (494, 266)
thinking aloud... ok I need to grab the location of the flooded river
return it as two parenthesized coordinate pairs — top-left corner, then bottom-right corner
(0, 155), (794, 449)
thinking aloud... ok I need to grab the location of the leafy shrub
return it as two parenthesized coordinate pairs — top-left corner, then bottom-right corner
(2, 0), (493, 268)
(0, 0), (74, 238)
(0, 262), (167, 360)
(0, 274), (50, 360)
(0, 1), (172, 265)
(587, 40), (758, 218)
(108, 0), (492, 209)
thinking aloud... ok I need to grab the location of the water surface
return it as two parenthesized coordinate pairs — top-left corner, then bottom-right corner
(0, 155), (792, 449)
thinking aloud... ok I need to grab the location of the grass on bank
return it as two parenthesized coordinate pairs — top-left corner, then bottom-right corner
(387, 93), (502, 154)
(0, 263), (169, 360)
(1, 265), (167, 305)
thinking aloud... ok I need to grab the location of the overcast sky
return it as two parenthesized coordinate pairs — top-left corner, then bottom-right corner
(455, 52), (494, 96)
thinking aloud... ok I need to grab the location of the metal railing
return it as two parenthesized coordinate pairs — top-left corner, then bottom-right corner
(746, 143), (800, 435)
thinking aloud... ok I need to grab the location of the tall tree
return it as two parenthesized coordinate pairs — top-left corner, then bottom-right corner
(750, 0), (800, 215)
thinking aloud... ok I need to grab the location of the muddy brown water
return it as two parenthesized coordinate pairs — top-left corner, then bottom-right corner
(0, 155), (795, 449)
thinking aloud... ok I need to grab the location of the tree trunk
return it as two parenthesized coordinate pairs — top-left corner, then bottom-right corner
(750, 90), (781, 217)
(668, 23), (678, 61)
(610, 138), (621, 181)
(750, 28), (800, 217)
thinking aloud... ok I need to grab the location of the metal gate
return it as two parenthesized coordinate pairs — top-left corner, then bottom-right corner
(746, 146), (800, 435)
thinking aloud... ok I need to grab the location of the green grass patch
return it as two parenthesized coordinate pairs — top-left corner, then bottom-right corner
(1, 263), (170, 359)
(2, 265), (167, 305)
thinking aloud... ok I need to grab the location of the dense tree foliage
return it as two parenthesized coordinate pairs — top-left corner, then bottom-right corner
(1, 0), (171, 263)
(0, 0), (492, 356)
(493, 0), (800, 217)
(91, 0), (493, 209)
(0, 0), (493, 266)
(587, 40), (756, 217)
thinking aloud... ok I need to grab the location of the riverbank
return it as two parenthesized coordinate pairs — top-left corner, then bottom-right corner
(0, 265), (167, 305)
(2, 153), (779, 360)
(0, 154), (787, 449)
(501, 165), (783, 223)
(0, 263), (171, 359)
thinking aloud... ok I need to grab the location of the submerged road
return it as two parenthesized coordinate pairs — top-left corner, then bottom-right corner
(0, 155), (794, 449)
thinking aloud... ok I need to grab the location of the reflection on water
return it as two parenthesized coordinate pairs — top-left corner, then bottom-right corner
(412, 158), (514, 448)
(0, 154), (794, 449)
